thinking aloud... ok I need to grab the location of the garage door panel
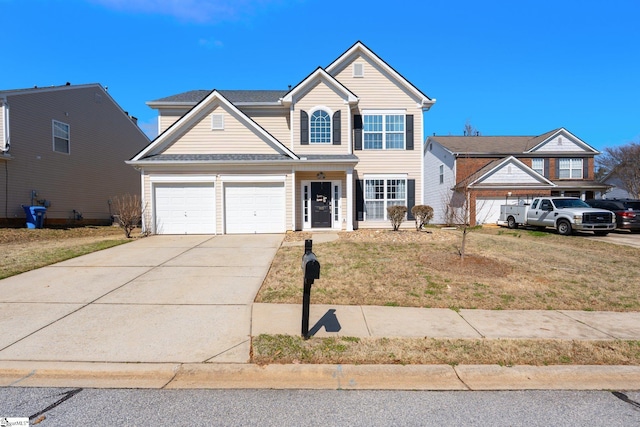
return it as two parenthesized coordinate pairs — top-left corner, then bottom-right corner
(154, 183), (216, 235)
(225, 183), (285, 234)
(476, 197), (503, 225)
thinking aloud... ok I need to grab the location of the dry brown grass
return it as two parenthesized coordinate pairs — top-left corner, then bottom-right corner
(257, 227), (640, 311)
(252, 335), (640, 366)
(0, 226), (131, 279)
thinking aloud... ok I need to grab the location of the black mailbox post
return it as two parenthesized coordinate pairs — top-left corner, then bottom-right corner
(301, 239), (320, 339)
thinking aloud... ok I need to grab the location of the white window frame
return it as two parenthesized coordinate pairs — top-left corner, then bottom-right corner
(52, 120), (70, 154)
(558, 158), (583, 179)
(309, 107), (332, 144)
(362, 110), (405, 150)
(439, 165), (444, 184)
(363, 174), (408, 221)
(532, 158), (544, 176)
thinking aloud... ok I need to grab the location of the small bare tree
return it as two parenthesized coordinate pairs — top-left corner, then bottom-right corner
(442, 185), (487, 261)
(387, 205), (408, 231)
(111, 194), (144, 238)
(411, 205), (434, 231)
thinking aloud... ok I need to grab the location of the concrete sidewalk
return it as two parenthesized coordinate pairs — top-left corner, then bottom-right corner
(2, 233), (640, 390)
(252, 304), (640, 340)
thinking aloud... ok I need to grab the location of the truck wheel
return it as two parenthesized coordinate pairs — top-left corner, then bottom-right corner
(507, 216), (518, 229)
(557, 220), (572, 236)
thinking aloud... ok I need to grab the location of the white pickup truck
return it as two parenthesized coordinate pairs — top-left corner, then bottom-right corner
(497, 197), (616, 236)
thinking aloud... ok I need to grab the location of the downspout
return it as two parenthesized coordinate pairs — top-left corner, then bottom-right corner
(1, 98), (9, 153)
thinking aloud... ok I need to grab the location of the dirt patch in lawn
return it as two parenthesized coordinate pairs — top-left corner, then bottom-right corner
(257, 227), (640, 311)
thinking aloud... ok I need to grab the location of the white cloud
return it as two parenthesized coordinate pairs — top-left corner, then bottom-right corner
(89, 0), (278, 24)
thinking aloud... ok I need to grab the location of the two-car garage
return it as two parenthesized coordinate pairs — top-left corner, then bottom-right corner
(152, 178), (286, 235)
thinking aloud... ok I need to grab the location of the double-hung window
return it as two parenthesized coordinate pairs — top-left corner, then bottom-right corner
(53, 120), (70, 154)
(364, 176), (406, 220)
(531, 158), (544, 176)
(558, 158), (582, 179)
(363, 111), (405, 149)
(310, 109), (331, 143)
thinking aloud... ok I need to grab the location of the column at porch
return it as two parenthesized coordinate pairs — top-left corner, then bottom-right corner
(346, 168), (354, 231)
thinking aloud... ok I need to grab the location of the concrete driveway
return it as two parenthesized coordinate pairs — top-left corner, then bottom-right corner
(587, 230), (640, 248)
(0, 234), (283, 364)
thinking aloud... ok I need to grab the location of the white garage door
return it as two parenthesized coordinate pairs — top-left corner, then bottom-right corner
(224, 182), (285, 234)
(476, 197), (503, 225)
(154, 183), (216, 234)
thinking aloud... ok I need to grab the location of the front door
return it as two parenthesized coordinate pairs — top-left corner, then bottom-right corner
(311, 182), (332, 228)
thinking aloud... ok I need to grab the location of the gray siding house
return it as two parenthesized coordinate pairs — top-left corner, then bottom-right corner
(0, 84), (149, 226)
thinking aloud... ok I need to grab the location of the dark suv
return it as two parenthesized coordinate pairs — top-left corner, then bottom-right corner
(585, 199), (640, 231)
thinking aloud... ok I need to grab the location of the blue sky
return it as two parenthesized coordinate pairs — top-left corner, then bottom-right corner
(2, 0), (638, 150)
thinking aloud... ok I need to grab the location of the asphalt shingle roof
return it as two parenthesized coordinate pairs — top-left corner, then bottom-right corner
(150, 90), (289, 104)
(430, 129), (559, 154)
(139, 153), (359, 162)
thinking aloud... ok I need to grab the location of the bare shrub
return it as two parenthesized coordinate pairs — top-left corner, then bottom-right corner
(111, 194), (144, 238)
(411, 205), (434, 231)
(387, 205), (407, 231)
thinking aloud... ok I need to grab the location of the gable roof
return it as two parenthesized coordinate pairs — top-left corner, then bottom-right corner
(429, 128), (598, 155)
(326, 41), (435, 110)
(280, 67), (358, 105)
(130, 90), (298, 162)
(459, 156), (556, 189)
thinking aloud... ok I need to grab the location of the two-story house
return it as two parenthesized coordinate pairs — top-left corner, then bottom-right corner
(0, 83), (149, 226)
(128, 42), (435, 234)
(424, 128), (610, 226)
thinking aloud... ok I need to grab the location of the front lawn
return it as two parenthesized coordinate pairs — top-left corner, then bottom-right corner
(256, 227), (640, 312)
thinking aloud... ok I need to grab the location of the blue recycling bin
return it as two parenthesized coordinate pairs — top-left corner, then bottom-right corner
(23, 205), (47, 229)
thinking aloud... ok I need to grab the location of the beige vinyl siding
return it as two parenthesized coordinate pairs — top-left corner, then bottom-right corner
(293, 81), (349, 154)
(142, 166), (293, 234)
(333, 53), (423, 109)
(243, 108), (290, 145)
(2, 86), (148, 222)
(331, 52), (425, 225)
(158, 108), (189, 133)
(163, 105), (281, 155)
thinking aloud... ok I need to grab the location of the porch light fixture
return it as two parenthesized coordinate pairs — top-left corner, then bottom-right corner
(316, 172), (325, 180)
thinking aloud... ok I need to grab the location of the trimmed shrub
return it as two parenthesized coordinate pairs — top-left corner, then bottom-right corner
(411, 205), (434, 231)
(387, 205), (408, 231)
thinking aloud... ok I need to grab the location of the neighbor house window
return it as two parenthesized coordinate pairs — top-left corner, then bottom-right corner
(363, 112), (405, 149)
(439, 165), (444, 184)
(558, 158), (583, 179)
(364, 177), (406, 220)
(53, 120), (70, 154)
(310, 110), (331, 143)
(532, 158), (544, 175)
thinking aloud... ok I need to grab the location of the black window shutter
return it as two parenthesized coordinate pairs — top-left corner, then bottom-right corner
(353, 114), (363, 151)
(544, 158), (549, 178)
(555, 158), (560, 179)
(583, 158), (589, 179)
(356, 179), (364, 221)
(332, 111), (341, 145)
(407, 179), (415, 220)
(406, 115), (414, 150)
(300, 110), (309, 145)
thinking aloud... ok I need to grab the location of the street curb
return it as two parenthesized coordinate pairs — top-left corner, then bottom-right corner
(2, 362), (640, 390)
